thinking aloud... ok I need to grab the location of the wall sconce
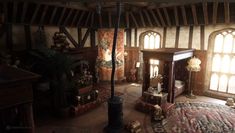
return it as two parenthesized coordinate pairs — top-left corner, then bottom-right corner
(124, 51), (128, 57)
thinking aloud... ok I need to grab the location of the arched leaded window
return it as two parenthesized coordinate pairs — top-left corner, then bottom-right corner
(209, 30), (235, 94)
(143, 31), (161, 78)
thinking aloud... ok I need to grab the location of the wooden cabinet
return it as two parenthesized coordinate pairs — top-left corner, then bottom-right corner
(142, 48), (194, 103)
(0, 65), (40, 133)
(143, 92), (168, 106)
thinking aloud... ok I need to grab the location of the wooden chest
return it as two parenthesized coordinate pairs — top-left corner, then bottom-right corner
(143, 92), (168, 106)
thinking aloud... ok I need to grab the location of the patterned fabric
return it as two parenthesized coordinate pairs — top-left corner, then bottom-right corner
(97, 29), (124, 81)
(164, 102), (235, 133)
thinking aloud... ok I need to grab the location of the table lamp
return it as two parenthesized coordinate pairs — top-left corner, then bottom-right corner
(186, 56), (201, 99)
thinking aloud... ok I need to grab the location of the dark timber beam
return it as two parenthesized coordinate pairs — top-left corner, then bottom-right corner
(84, 12), (91, 27)
(162, 27), (167, 48)
(139, 10), (146, 27)
(180, 6), (187, 25)
(21, 2), (28, 23)
(80, 28), (91, 48)
(163, 8), (171, 26)
(60, 26), (78, 47)
(188, 26), (194, 48)
(30, 4), (40, 24)
(24, 25), (32, 50)
(191, 4), (198, 25)
(224, 0), (230, 24)
(144, 10), (153, 27)
(99, 13), (103, 28)
(6, 24), (13, 51)
(57, 7), (66, 26)
(150, 10), (160, 27)
(77, 28), (82, 45)
(200, 25), (205, 50)
(49, 7), (57, 24)
(125, 12), (130, 28)
(64, 9), (73, 26)
(77, 11), (85, 27)
(212, 1), (218, 25)
(202, 2), (209, 25)
(175, 27), (180, 48)
(156, 8), (166, 27)
(3, 2), (8, 22)
(90, 12), (95, 27)
(108, 12), (112, 28)
(13, 2), (18, 23)
(130, 12), (139, 28)
(39, 5), (48, 25)
(90, 29), (95, 48)
(174, 6), (179, 26)
(71, 10), (79, 27)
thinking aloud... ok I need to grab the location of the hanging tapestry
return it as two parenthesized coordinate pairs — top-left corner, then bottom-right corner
(97, 29), (124, 81)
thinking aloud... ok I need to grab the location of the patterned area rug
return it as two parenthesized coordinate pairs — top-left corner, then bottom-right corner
(161, 102), (235, 133)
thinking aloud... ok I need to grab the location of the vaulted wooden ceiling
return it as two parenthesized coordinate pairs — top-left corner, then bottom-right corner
(1, 1), (235, 28)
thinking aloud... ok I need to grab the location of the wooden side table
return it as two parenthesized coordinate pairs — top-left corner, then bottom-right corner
(143, 92), (168, 106)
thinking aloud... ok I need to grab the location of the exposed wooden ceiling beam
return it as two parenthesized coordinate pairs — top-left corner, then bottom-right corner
(39, 5), (48, 25)
(130, 12), (139, 28)
(125, 12), (130, 28)
(202, 2), (209, 25)
(143, 10), (153, 27)
(77, 11), (85, 27)
(163, 7), (171, 26)
(156, 8), (166, 27)
(99, 13), (103, 28)
(49, 6), (57, 24)
(180, 6), (187, 25)
(90, 12), (95, 27)
(108, 12), (112, 28)
(3, 2), (8, 22)
(63, 9), (73, 25)
(57, 7), (66, 25)
(224, 0), (230, 24)
(191, 4), (198, 25)
(21, 2), (28, 23)
(84, 12), (91, 27)
(71, 10), (79, 27)
(212, 1), (218, 25)
(174, 6), (179, 26)
(12, 2), (18, 22)
(30, 4), (40, 24)
(139, 10), (146, 27)
(150, 10), (160, 27)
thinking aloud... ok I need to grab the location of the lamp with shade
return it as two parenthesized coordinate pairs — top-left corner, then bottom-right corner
(186, 56), (201, 99)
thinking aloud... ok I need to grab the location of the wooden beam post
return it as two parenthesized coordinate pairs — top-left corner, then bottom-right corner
(21, 2), (28, 23)
(175, 26), (180, 48)
(202, 2), (209, 25)
(156, 8), (166, 27)
(224, 0), (230, 24)
(163, 8), (171, 26)
(162, 27), (167, 48)
(84, 12), (91, 27)
(77, 27), (82, 45)
(30, 4), (40, 24)
(188, 26), (194, 49)
(150, 10), (160, 27)
(80, 28), (91, 48)
(191, 4), (198, 25)
(143, 10), (153, 27)
(63, 9), (73, 26)
(99, 13), (103, 28)
(213, 1), (218, 25)
(180, 6), (187, 25)
(200, 25), (205, 50)
(12, 2), (18, 23)
(130, 12), (139, 28)
(39, 5), (48, 25)
(24, 25), (32, 50)
(77, 11), (85, 27)
(125, 12), (130, 28)
(71, 10), (79, 27)
(60, 26), (78, 47)
(49, 7), (57, 24)
(108, 12), (112, 28)
(139, 10), (146, 27)
(6, 24), (13, 51)
(57, 7), (66, 26)
(174, 6), (179, 26)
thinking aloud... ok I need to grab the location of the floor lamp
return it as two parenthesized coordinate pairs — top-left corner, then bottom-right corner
(186, 56), (201, 99)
